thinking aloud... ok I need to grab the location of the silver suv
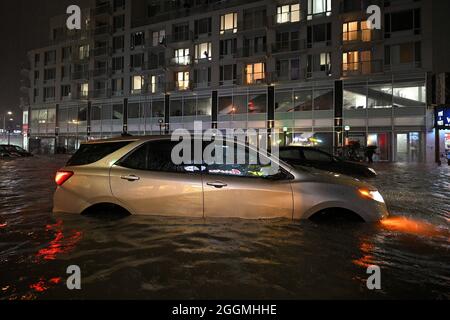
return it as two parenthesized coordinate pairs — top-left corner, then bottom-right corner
(53, 136), (389, 222)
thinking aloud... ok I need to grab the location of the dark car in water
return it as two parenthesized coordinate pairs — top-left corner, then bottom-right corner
(279, 146), (377, 178)
(0, 145), (33, 158)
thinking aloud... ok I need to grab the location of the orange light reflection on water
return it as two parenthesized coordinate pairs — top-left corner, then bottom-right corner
(380, 216), (449, 238)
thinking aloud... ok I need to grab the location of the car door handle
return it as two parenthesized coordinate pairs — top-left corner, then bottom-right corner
(206, 181), (228, 189)
(121, 175), (140, 182)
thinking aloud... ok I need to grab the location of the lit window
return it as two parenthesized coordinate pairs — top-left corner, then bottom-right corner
(80, 83), (89, 97)
(308, 0), (332, 19)
(151, 75), (157, 93)
(195, 42), (212, 62)
(131, 75), (144, 94)
(220, 13), (238, 34)
(174, 48), (190, 65)
(343, 21), (358, 42)
(245, 63), (266, 84)
(277, 4), (300, 24)
(176, 72), (190, 90)
(152, 30), (166, 46)
(79, 45), (90, 60)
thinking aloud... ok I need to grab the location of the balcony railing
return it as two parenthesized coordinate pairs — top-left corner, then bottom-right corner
(91, 67), (111, 78)
(89, 89), (111, 99)
(91, 46), (112, 57)
(272, 11), (302, 26)
(342, 60), (383, 76)
(306, 65), (332, 79)
(167, 31), (193, 44)
(342, 29), (382, 44)
(71, 71), (89, 81)
(92, 25), (112, 36)
(167, 56), (192, 67)
(237, 44), (268, 58)
(93, 3), (111, 16)
(271, 40), (306, 53)
(239, 73), (269, 85)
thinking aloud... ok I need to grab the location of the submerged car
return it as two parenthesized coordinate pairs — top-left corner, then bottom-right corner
(53, 136), (389, 222)
(279, 146), (377, 178)
(0, 145), (33, 157)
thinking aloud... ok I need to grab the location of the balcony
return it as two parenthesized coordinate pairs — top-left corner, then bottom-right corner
(271, 11), (302, 26)
(167, 31), (193, 44)
(271, 71), (303, 83)
(90, 88), (111, 99)
(271, 40), (306, 54)
(71, 71), (89, 81)
(91, 46), (112, 57)
(384, 61), (422, 72)
(306, 66), (332, 79)
(167, 56), (192, 67)
(342, 29), (382, 45)
(239, 73), (269, 86)
(93, 3), (111, 16)
(92, 25), (112, 37)
(237, 44), (268, 58)
(342, 60), (383, 77)
(145, 60), (166, 71)
(91, 67), (111, 78)
(240, 17), (269, 32)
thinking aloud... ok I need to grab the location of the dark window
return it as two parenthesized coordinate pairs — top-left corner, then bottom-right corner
(301, 149), (332, 162)
(279, 148), (301, 160)
(67, 141), (131, 166)
(118, 140), (190, 173)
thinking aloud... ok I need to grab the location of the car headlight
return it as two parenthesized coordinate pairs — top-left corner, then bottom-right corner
(368, 167), (377, 175)
(358, 188), (385, 203)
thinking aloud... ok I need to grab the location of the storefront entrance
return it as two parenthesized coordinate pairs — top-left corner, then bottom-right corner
(396, 132), (422, 163)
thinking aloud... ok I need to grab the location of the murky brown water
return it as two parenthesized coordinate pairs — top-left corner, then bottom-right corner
(0, 156), (449, 300)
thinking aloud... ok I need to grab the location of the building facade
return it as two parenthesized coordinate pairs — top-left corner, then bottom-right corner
(25, 0), (450, 162)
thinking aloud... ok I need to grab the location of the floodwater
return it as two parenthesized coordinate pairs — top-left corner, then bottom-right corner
(0, 156), (449, 300)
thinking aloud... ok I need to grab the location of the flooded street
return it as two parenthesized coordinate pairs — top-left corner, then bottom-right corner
(0, 156), (449, 300)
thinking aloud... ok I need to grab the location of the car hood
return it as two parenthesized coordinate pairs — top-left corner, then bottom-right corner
(293, 166), (375, 190)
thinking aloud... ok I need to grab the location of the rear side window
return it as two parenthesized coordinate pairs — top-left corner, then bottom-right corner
(67, 141), (132, 166)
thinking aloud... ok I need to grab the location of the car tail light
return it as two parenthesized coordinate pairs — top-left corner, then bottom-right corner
(55, 171), (74, 186)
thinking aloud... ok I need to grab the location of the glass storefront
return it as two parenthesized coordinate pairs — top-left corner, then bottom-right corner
(396, 132), (422, 163)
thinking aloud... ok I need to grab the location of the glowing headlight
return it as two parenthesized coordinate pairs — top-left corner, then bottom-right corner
(359, 189), (385, 203)
(368, 167), (377, 175)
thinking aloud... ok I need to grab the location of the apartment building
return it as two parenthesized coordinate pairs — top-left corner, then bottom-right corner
(25, 0), (450, 162)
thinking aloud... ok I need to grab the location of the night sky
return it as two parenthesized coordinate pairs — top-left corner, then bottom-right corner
(0, 0), (89, 127)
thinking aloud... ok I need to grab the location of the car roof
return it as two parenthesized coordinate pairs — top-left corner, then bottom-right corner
(81, 135), (171, 145)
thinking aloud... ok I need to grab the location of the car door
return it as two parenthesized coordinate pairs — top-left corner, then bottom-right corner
(279, 148), (303, 166)
(300, 148), (335, 171)
(202, 144), (293, 219)
(110, 140), (204, 217)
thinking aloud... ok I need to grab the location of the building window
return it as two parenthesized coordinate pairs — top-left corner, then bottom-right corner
(385, 9), (421, 37)
(243, 7), (267, 30)
(131, 31), (145, 49)
(131, 75), (144, 94)
(176, 71), (190, 90)
(113, 36), (125, 51)
(150, 74), (164, 93)
(276, 58), (300, 81)
(307, 53), (331, 77)
(276, 4), (300, 24)
(62, 47), (72, 61)
(44, 68), (56, 81)
(112, 78), (123, 96)
(174, 48), (190, 65)
(130, 53), (144, 69)
(172, 23), (190, 42)
(195, 18), (212, 38)
(44, 87), (55, 101)
(61, 85), (71, 98)
(78, 45), (90, 60)
(245, 63), (266, 84)
(61, 66), (70, 79)
(194, 67), (211, 88)
(113, 15), (125, 31)
(79, 83), (89, 98)
(220, 64), (237, 85)
(343, 21), (372, 42)
(44, 51), (56, 65)
(152, 30), (166, 46)
(343, 51), (372, 74)
(112, 56), (124, 71)
(307, 23), (332, 47)
(194, 42), (212, 62)
(34, 53), (40, 66)
(220, 38), (237, 58)
(385, 42), (421, 67)
(220, 13), (238, 34)
(307, 0), (332, 19)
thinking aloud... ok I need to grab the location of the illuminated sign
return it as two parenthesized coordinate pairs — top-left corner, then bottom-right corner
(436, 106), (450, 129)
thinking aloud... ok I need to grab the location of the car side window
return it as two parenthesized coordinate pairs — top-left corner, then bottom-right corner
(279, 148), (301, 160)
(119, 140), (196, 173)
(302, 149), (332, 162)
(205, 144), (281, 179)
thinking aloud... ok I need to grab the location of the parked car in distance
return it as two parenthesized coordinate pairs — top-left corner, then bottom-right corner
(53, 136), (388, 222)
(279, 146), (377, 178)
(0, 145), (33, 157)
